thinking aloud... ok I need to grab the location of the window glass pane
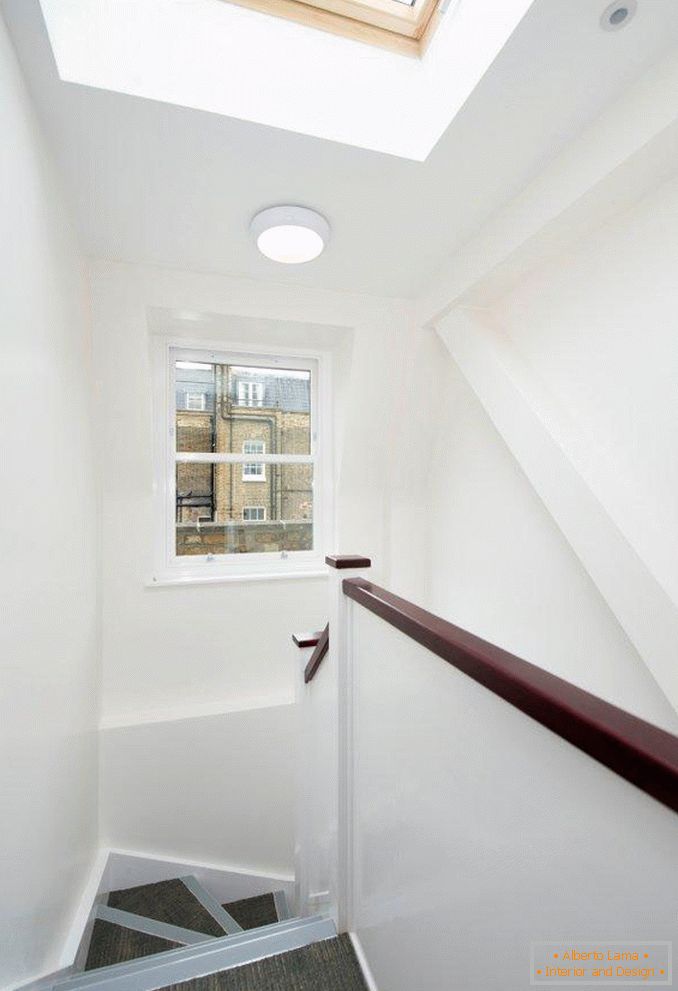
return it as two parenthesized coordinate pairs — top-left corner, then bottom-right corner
(176, 461), (215, 523)
(243, 506), (266, 521)
(186, 393), (206, 411)
(175, 360), (311, 455)
(175, 466), (313, 556)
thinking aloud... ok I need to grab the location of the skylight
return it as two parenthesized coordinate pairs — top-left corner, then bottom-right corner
(224, 0), (442, 56)
(38, 0), (535, 160)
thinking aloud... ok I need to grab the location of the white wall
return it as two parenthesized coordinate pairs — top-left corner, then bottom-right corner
(89, 260), (410, 727)
(100, 704), (295, 876)
(414, 44), (678, 722)
(382, 323), (441, 604)
(0, 14), (99, 988)
(358, 303), (674, 731)
(427, 167), (678, 721)
(89, 260), (415, 870)
(495, 171), (678, 615)
(426, 357), (676, 730)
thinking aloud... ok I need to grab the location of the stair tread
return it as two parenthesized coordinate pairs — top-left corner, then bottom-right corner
(85, 919), (179, 971)
(221, 894), (278, 930)
(156, 934), (368, 991)
(107, 879), (226, 937)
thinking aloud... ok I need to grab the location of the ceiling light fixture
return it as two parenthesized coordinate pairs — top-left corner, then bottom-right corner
(600, 0), (636, 31)
(250, 206), (330, 265)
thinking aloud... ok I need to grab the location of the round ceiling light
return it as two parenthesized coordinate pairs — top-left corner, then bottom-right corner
(600, 0), (636, 31)
(250, 206), (330, 264)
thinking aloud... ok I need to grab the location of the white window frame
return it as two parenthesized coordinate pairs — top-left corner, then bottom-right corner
(185, 391), (207, 411)
(151, 338), (332, 584)
(243, 506), (266, 521)
(242, 440), (266, 481)
(237, 381), (264, 407)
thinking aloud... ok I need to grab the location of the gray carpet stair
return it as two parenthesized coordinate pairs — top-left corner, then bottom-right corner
(107, 879), (227, 938)
(221, 894), (278, 931)
(62, 877), (365, 991)
(160, 934), (368, 991)
(59, 916), (338, 991)
(85, 919), (179, 971)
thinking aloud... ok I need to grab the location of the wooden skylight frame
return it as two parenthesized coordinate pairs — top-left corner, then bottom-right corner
(222, 0), (443, 56)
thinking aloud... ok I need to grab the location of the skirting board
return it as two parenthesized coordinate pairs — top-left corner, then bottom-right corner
(349, 933), (380, 991)
(59, 849), (110, 968)
(6, 850), (109, 991)
(4, 965), (75, 991)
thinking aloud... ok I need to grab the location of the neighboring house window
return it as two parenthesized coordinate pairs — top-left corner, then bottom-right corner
(155, 344), (328, 581)
(238, 381), (264, 407)
(243, 440), (265, 480)
(185, 391), (206, 411)
(243, 507), (266, 521)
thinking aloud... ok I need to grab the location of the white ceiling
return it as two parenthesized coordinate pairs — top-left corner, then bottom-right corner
(4, 0), (678, 297)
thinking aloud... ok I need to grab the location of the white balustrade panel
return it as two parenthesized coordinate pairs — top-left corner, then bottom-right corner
(349, 604), (678, 991)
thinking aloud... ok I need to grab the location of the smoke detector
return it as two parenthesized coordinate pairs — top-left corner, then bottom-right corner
(600, 0), (637, 31)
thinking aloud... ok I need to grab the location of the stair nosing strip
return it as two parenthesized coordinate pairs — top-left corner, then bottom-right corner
(180, 876), (243, 935)
(57, 919), (336, 991)
(96, 904), (215, 946)
(53, 915), (330, 990)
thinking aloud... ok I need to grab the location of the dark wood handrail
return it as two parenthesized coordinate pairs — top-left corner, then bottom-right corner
(304, 624), (329, 683)
(343, 577), (678, 815)
(296, 555), (368, 684)
(292, 630), (324, 649)
(326, 554), (372, 569)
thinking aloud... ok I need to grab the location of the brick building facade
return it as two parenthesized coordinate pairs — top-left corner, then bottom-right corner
(175, 362), (313, 555)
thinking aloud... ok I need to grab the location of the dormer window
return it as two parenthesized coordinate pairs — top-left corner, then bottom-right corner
(185, 391), (206, 411)
(238, 381), (264, 407)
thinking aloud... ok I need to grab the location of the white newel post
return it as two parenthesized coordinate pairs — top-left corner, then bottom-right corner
(326, 554), (372, 934)
(293, 555), (371, 930)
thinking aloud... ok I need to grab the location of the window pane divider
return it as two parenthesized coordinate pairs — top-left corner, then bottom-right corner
(175, 452), (314, 465)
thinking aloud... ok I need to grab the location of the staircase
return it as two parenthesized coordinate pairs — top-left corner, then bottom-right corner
(49, 876), (368, 991)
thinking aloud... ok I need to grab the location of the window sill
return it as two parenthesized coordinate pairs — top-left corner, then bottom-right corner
(146, 568), (329, 588)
